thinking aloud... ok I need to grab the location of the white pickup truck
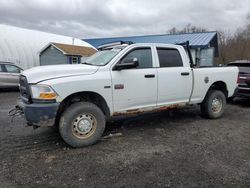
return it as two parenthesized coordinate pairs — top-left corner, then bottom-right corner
(16, 42), (238, 147)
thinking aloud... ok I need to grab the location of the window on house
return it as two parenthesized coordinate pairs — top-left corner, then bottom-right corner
(199, 48), (214, 67)
(72, 57), (78, 64)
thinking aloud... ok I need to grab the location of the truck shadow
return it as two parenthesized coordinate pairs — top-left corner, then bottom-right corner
(3, 106), (202, 154)
(105, 106), (201, 134)
(228, 97), (250, 108)
(1, 91), (203, 152)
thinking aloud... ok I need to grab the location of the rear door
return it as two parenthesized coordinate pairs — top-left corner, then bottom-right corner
(156, 47), (192, 106)
(111, 47), (158, 112)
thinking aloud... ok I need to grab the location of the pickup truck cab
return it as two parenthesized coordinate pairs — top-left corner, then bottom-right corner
(17, 42), (238, 147)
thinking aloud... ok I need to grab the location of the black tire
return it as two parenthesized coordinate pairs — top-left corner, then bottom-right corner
(200, 90), (226, 119)
(59, 102), (105, 148)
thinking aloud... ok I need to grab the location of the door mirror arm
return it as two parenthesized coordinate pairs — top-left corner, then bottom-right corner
(113, 58), (139, 71)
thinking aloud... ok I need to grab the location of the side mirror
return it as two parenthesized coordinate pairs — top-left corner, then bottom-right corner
(113, 58), (139, 71)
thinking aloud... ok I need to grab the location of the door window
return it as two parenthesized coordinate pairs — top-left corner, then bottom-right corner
(4, 64), (21, 73)
(120, 48), (153, 69)
(157, 48), (183, 67)
(0, 65), (4, 72)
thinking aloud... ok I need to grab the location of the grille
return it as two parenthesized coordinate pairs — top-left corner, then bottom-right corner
(239, 73), (250, 85)
(19, 75), (31, 103)
(238, 88), (250, 94)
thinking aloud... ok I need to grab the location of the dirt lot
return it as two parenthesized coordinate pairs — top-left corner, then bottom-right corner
(0, 91), (250, 187)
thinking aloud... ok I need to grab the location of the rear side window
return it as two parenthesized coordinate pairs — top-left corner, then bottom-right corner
(238, 66), (250, 74)
(0, 65), (7, 72)
(157, 48), (183, 67)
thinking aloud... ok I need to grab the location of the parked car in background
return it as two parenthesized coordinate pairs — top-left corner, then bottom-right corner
(0, 62), (23, 89)
(228, 60), (250, 98)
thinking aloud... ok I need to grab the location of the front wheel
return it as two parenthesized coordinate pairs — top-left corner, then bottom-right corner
(200, 90), (226, 119)
(59, 102), (105, 147)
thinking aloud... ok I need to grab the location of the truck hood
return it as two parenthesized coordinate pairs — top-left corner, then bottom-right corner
(23, 64), (99, 83)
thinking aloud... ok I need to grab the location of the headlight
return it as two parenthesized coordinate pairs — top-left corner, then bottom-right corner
(30, 85), (57, 100)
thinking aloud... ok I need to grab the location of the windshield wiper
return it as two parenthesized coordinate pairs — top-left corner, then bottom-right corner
(82, 62), (104, 66)
(82, 62), (94, 66)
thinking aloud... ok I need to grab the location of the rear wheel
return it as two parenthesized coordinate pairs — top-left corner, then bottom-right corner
(59, 102), (105, 147)
(200, 90), (226, 119)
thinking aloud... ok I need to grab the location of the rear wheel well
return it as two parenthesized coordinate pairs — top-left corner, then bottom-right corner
(208, 81), (228, 98)
(55, 92), (110, 125)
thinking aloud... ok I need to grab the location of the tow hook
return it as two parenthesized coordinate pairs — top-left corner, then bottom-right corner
(8, 105), (24, 122)
(9, 106), (39, 129)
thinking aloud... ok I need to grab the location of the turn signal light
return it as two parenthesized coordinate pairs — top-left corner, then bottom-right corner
(39, 92), (57, 99)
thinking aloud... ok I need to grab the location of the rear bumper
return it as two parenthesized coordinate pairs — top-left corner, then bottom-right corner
(18, 101), (60, 126)
(234, 87), (250, 98)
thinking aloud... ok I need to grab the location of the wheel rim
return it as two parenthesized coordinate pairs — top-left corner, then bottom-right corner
(211, 97), (223, 113)
(72, 113), (97, 139)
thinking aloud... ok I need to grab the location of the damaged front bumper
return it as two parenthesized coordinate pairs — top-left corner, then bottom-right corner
(15, 100), (60, 127)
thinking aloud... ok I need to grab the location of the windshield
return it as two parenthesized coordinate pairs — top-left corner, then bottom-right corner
(83, 48), (122, 66)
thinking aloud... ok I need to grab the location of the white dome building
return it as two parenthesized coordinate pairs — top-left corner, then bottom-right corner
(0, 24), (95, 69)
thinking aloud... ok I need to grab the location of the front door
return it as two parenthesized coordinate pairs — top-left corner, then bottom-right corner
(4, 64), (21, 87)
(111, 47), (157, 113)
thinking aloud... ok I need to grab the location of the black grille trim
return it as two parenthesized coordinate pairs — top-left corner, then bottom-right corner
(19, 75), (31, 103)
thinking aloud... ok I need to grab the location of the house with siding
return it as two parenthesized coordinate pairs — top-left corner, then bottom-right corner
(39, 43), (97, 66)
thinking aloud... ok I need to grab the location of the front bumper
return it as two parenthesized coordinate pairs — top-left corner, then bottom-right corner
(18, 100), (60, 126)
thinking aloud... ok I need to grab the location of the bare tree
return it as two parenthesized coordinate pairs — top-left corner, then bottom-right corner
(217, 31), (228, 64)
(168, 13), (250, 64)
(167, 24), (207, 34)
(216, 11), (250, 64)
(168, 27), (177, 34)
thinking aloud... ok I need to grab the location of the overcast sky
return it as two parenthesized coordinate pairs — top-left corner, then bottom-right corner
(0, 0), (249, 39)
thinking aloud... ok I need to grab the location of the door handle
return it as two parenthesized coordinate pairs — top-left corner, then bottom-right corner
(144, 74), (155, 78)
(181, 72), (190, 76)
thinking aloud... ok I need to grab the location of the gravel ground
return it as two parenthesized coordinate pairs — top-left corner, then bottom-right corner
(0, 91), (250, 187)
